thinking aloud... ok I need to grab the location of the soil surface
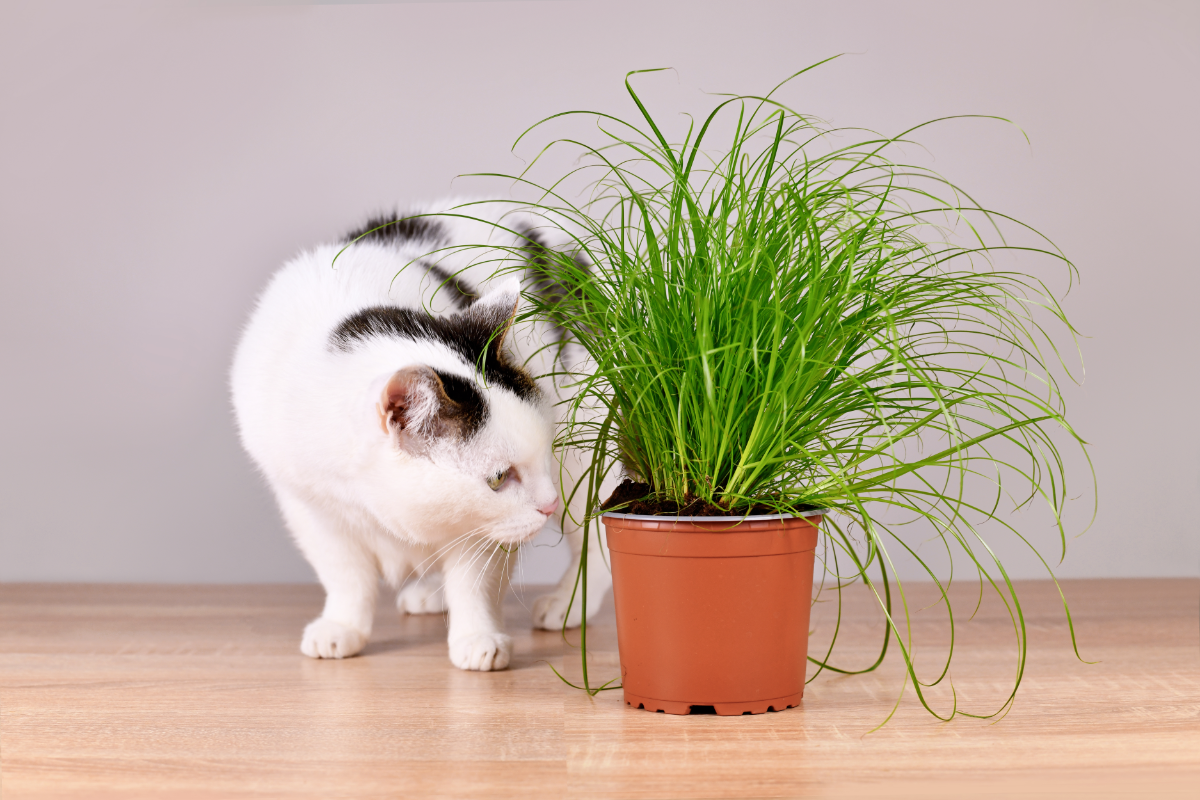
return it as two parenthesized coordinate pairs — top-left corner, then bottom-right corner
(599, 478), (814, 517)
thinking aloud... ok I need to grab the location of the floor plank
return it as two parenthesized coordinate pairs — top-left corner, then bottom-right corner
(1, 579), (1196, 798)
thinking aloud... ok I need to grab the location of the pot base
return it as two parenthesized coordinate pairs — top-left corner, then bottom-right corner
(623, 689), (803, 716)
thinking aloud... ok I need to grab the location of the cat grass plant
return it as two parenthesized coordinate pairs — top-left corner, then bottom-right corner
(470, 59), (1091, 721)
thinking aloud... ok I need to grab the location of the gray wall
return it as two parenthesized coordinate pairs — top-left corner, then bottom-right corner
(1, 0), (1196, 584)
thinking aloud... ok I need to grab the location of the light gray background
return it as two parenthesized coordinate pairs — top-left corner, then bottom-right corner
(1, 0), (1196, 584)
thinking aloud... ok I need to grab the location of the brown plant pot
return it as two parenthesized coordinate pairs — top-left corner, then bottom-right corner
(602, 511), (823, 716)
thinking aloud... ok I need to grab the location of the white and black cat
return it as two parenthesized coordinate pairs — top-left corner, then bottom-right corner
(231, 200), (613, 671)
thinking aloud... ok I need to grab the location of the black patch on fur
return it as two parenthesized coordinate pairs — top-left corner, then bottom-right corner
(422, 260), (478, 310)
(430, 369), (489, 437)
(519, 226), (593, 350)
(331, 306), (540, 402)
(344, 211), (446, 246)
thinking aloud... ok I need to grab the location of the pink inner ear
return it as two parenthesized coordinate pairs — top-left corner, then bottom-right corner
(380, 365), (436, 433)
(382, 372), (414, 431)
(386, 379), (410, 408)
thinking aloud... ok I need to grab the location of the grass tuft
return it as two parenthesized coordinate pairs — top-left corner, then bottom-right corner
(437, 59), (1093, 723)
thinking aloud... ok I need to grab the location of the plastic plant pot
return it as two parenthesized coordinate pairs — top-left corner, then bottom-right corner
(601, 511), (824, 716)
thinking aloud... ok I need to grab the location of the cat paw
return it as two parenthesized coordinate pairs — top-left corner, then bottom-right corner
(448, 632), (512, 671)
(301, 618), (367, 659)
(532, 584), (609, 630)
(531, 590), (585, 630)
(397, 580), (446, 615)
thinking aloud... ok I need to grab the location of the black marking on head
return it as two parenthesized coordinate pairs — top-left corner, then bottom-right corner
(430, 369), (489, 438)
(331, 307), (540, 402)
(422, 260), (478, 311)
(344, 211), (446, 246)
(381, 365), (490, 443)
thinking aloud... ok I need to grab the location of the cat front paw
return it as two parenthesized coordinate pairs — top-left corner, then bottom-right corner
(397, 579), (446, 615)
(448, 632), (512, 671)
(532, 585), (609, 631)
(531, 590), (585, 630)
(301, 617), (367, 659)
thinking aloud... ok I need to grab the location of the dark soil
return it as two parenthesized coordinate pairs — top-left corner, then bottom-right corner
(599, 478), (814, 517)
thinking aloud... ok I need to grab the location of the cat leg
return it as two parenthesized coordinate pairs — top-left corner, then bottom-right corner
(366, 533), (442, 615)
(531, 524), (612, 630)
(279, 491), (378, 659)
(530, 422), (616, 630)
(531, 437), (614, 630)
(397, 570), (447, 615)
(440, 540), (514, 671)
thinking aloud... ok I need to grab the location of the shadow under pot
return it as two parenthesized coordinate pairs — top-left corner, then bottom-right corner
(601, 510), (824, 716)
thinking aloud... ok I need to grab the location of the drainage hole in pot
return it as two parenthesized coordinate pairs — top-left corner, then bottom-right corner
(689, 705), (717, 715)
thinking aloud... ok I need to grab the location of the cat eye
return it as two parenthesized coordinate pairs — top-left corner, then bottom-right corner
(487, 468), (511, 491)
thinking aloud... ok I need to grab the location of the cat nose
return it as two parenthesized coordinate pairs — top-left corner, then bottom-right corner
(537, 497), (559, 517)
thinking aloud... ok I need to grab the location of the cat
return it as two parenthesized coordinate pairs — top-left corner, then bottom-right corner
(231, 199), (613, 671)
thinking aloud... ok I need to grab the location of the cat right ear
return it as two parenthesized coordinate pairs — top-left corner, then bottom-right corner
(376, 365), (483, 447)
(377, 365), (445, 442)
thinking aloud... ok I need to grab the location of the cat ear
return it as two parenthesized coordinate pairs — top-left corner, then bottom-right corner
(465, 277), (521, 350)
(378, 366), (442, 440)
(376, 365), (484, 445)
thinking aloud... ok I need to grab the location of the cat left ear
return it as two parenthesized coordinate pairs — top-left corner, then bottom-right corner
(465, 277), (520, 350)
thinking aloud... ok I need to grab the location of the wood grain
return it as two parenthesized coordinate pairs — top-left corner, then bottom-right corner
(1, 579), (1196, 798)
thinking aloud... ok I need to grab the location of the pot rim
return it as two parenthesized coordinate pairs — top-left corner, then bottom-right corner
(601, 508), (830, 523)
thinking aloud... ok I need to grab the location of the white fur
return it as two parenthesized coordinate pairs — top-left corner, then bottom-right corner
(423, 203), (617, 631)
(232, 200), (613, 670)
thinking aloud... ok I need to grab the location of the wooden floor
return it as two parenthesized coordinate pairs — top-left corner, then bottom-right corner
(1, 579), (1197, 799)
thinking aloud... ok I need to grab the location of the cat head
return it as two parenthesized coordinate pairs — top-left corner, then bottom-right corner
(354, 280), (560, 545)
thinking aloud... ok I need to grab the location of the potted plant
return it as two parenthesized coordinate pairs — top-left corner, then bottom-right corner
(473, 59), (1091, 720)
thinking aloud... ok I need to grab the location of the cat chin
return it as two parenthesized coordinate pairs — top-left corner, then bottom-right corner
(489, 521), (549, 546)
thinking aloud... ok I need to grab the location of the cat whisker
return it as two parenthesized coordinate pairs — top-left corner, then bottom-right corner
(471, 542), (506, 595)
(441, 534), (496, 583)
(412, 526), (492, 578)
(458, 536), (503, 580)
